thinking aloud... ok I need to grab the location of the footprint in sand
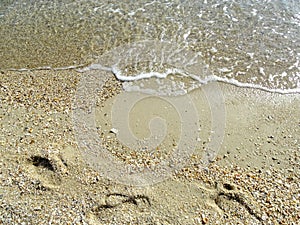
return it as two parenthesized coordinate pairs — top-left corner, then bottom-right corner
(86, 192), (151, 224)
(205, 182), (264, 222)
(24, 153), (68, 190)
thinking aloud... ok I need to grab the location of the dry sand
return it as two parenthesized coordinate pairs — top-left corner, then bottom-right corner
(0, 70), (299, 224)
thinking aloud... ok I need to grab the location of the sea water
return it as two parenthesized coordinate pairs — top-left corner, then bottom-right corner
(0, 0), (300, 94)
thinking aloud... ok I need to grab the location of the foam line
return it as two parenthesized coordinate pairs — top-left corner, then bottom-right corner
(4, 65), (86, 72)
(110, 64), (300, 94)
(3, 63), (300, 94)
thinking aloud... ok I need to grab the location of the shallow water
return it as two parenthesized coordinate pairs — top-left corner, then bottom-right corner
(1, 0), (299, 93)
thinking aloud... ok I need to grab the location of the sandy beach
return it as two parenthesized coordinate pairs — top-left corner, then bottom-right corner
(0, 70), (299, 224)
(1, 0), (300, 224)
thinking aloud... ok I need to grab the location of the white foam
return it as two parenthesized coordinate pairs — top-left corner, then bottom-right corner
(110, 64), (300, 94)
(5, 63), (300, 95)
(211, 76), (300, 94)
(75, 63), (300, 94)
(111, 65), (189, 81)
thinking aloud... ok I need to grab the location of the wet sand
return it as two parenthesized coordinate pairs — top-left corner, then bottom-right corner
(0, 70), (299, 224)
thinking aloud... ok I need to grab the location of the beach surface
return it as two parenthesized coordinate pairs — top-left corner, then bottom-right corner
(0, 70), (299, 224)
